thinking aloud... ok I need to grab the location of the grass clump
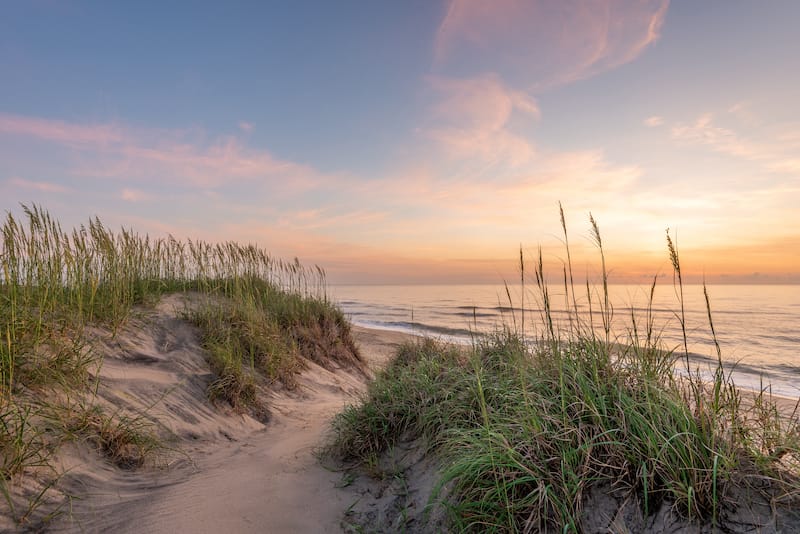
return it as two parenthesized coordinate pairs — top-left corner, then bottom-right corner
(327, 209), (800, 532)
(186, 276), (363, 411)
(1, 204), (361, 524)
(0, 402), (49, 479)
(1, 204), (358, 400)
(328, 338), (466, 463)
(47, 400), (162, 470)
(188, 295), (302, 410)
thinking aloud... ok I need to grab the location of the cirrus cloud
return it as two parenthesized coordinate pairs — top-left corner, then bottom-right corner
(672, 113), (800, 174)
(644, 115), (664, 127)
(0, 113), (124, 147)
(7, 176), (69, 193)
(424, 75), (539, 168)
(0, 112), (322, 192)
(433, 0), (669, 89)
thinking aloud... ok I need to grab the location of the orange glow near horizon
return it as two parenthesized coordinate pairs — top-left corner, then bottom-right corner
(1, 2), (798, 285)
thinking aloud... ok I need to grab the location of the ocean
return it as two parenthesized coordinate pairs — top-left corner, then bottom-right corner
(330, 284), (800, 398)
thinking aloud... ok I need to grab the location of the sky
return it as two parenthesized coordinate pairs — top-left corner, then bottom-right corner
(1, 1), (799, 284)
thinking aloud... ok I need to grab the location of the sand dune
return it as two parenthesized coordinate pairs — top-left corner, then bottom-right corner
(8, 293), (798, 533)
(44, 295), (414, 533)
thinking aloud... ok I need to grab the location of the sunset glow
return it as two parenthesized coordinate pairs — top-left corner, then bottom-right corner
(2, 1), (798, 284)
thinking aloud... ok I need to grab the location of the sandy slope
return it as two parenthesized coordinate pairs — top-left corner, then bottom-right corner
(48, 296), (414, 533)
(12, 295), (799, 533)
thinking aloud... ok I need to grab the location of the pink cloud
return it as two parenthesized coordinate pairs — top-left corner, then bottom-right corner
(430, 75), (539, 130)
(7, 176), (69, 193)
(238, 121), (254, 133)
(671, 113), (800, 173)
(434, 0), (669, 89)
(425, 75), (538, 167)
(114, 137), (316, 189)
(0, 112), (322, 191)
(644, 116), (664, 127)
(0, 112), (124, 146)
(120, 188), (150, 202)
(350, 148), (643, 242)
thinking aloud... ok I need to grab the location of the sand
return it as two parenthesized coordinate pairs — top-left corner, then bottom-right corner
(41, 296), (416, 533)
(5, 295), (799, 533)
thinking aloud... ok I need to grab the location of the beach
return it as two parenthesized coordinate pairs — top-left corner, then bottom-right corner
(2, 293), (798, 532)
(332, 283), (800, 398)
(28, 310), (416, 533)
(4, 2), (800, 530)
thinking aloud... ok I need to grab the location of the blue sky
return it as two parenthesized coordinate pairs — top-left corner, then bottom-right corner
(2, 1), (799, 283)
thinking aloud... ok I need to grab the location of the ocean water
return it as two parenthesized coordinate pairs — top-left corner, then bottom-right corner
(331, 284), (800, 398)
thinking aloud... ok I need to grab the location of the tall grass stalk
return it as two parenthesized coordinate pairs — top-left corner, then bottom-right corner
(328, 209), (800, 532)
(666, 229), (691, 380)
(589, 213), (611, 345)
(1, 204), (336, 396)
(1, 204), (358, 525)
(559, 202), (579, 338)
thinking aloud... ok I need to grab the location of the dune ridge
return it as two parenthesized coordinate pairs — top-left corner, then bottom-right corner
(35, 297), (410, 533)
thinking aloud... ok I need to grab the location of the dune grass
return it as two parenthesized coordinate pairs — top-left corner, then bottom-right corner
(327, 209), (800, 531)
(1, 204), (360, 525)
(185, 273), (362, 412)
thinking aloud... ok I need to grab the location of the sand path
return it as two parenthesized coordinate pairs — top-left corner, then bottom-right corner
(105, 370), (359, 533)
(51, 294), (412, 533)
(20, 296), (800, 533)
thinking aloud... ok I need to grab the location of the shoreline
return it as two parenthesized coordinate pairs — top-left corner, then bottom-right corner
(335, 282), (800, 399)
(334, 325), (800, 531)
(38, 322), (418, 532)
(354, 322), (800, 406)
(4, 318), (797, 532)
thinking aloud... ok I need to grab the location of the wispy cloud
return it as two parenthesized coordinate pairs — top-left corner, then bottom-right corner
(430, 75), (540, 128)
(644, 115), (664, 127)
(672, 113), (800, 174)
(0, 112), (322, 191)
(433, 0), (669, 89)
(120, 188), (150, 202)
(424, 75), (538, 168)
(347, 148), (644, 252)
(0, 113), (123, 147)
(238, 121), (254, 133)
(111, 138), (319, 189)
(7, 176), (69, 193)
(726, 101), (761, 126)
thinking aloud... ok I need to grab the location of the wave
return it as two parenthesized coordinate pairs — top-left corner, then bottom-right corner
(351, 319), (479, 342)
(334, 284), (800, 396)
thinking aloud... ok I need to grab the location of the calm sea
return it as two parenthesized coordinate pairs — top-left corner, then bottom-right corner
(330, 284), (800, 398)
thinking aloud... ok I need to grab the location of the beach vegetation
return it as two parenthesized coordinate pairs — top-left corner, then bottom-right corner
(327, 207), (800, 531)
(0, 204), (360, 525)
